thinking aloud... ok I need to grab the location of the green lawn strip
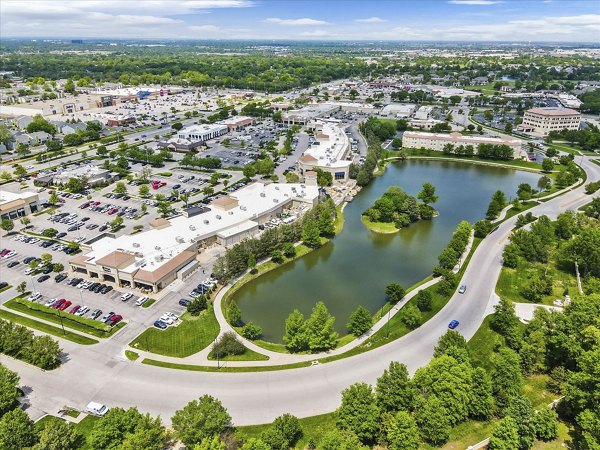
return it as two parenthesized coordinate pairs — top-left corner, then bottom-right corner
(466, 316), (501, 373)
(208, 347), (270, 362)
(334, 203), (345, 234)
(4, 298), (124, 338)
(235, 412), (337, 449)
(141, 298), (156, 308)
(397, 148), (543, 170)
(125, 350), (140, 361)
(75, 415), (102, 450)
(0, 310), (98, 345)
(424, 419), (496, 450)
(0, 284), (12, 293)
(129, 308), (219, 357)
(496, 201), (538, 224)
(496, 258), (578, 307)
(592, 159), (600, 168)
(141, 357), (312, 372)
(361, 216), (399, 233)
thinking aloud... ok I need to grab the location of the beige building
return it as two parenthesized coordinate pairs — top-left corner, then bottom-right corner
(402, 131), (525, 158)
(0, 191), (40, 221)
(519, 107), (581, 136)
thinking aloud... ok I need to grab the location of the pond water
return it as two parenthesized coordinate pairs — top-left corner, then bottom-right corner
(233, 160), (540, 342)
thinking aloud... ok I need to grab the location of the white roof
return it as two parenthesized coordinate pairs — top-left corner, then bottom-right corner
(302, 120), (352, 170)
(84, 182), (318, 274)
(0, 190), (37, 206)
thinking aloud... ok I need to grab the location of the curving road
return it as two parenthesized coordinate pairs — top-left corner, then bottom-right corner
(3, 157), (599, 426)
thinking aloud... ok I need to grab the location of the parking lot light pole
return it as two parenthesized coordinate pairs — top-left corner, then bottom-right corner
(57, 309), (66, 335)
(30, 275), (37, 293)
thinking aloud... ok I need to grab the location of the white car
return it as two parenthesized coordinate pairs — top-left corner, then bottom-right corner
(135, 296), (148, 306)
(24, 267), (35, 275)
(159, 315), (174, 325)
(120, 292), (133, 301)
(28, 292), (42, 301)
(165, 312), (179, 321)
(5, 251), (17, 258)
(76, 281), (86, 289)
(45, 297), (58, 307)
(76, 306), (90, 316)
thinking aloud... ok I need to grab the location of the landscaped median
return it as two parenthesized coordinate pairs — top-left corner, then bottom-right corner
(4, 297), (125, 338)
(0, 310), (98, 345)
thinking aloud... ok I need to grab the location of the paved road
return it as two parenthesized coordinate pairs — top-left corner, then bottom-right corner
(3, 157), (599, 426)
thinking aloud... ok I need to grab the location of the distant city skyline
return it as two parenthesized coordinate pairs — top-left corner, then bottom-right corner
(1, 0), (599, 42)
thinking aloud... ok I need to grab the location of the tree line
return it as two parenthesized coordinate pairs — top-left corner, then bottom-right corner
(0, 319), (62, 370)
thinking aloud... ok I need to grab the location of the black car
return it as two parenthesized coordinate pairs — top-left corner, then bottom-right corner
(100, 285), (113, 295)
(99, 225), (108, 232)
(81, 217), (90, 222)
(56, 232), (67, 239)
(69, 277), (82, 286)
(87, 282), (99, 291)
(7, 261), (20, 268)
(178, 298), (191, 307)
(64, 248), (74, 254)
(23, 256), (36, 264)
(55, 273), (67, 283)
(37, 275), (50, 282)
(42, 266), (53, 274)
(40, 240), (53, 248)
(93, 284), (104, 293)
(0, 282), (8, 290)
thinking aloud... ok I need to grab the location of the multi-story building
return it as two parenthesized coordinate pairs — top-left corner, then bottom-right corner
(402, 131), (524, 157)
(519, 107), (581, 136)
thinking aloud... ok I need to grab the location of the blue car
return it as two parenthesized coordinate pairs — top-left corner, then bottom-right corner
(448, 320), (460, 329)
(153, 320), (168, 330)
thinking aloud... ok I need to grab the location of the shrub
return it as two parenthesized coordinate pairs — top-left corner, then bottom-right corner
(241, 322), (262, 340)
(212, 332), (245, 357)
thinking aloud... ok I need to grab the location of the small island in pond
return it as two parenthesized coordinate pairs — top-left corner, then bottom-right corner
(362, 183), (438, 233)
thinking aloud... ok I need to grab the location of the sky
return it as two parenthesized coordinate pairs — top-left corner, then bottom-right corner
(1, 0), (599, 42)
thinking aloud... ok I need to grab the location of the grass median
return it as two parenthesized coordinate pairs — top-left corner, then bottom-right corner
(5, 298), (125, 338)
(142, 357), (311, 372)
(0, 310), (98, 345)
(130, 307), (219, 357)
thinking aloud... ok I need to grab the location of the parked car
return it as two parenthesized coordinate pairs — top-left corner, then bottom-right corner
(153, 320), (168, 330)
(69, 305), (81, 315)
(0, 282), (8, 290)
(90, 309), (102, 320)
(58, 300), (72, 311)
(7, 261), (19, 268)
(37, 274), (50, 283)
(100, 285), (113, 295)
(76, 306), (90, 316)
(178, 298), (191, 307)
(135, 296), (149, 306)
(107, 314), (122, 326)
(458, 284), (467, 294)
(120, 292), (133, 301)
(28, 292), (42, 301)
(101, 312), (115, 323)
(55, 273), (67, 283)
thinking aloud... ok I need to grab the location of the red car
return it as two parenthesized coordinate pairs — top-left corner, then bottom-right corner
(107, 314), (123, 326)
(92, 201), (101, 206)
(58, 300), (72, 311)
(159, 181), (167, 188)
(107, 208), (118, 215)
(52, 299), (66, 309)
(69, 305), (81, 315)
(0, 249), (10, 257)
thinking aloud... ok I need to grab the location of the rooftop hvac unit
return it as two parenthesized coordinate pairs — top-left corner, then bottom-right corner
(135, 252), (144, 258)
(273, 198), (279, 203)
(176, 236), (185, 243)
(154, 255), (163, 262)
(216, 215), (221, 220)
(301, 191), (305, 196)
(155, 246), (161, 250)
(204, 220), (209, 224)
(284, 193), (289, 197)
(260, 193), (266, 197)
(300, 184), (305, 188)
(291, 187), (297, 192)
(228, 211), (233, 215)
(240, 205), (247, 211)
(275, 186), (279, 190)
(132, 242), (140, 248)
(189, 225), (196, 231)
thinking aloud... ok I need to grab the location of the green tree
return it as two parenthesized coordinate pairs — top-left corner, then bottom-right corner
(139, 184), (150, 197)
(302, 219), (321, 248)
(542, 158), (555, 173)
(386, 411), (420, 450)
(417, 182), (438, 205)
(347, 306), (373, 337)
(65, 177), (85, 193)
(317, 208), (335, 237)
(33, 418), (78, 450)
(172, 122), (184, 131)
(487, 190), (507, 219)
(88, 407), (143, 449)
(16, 281), (27, 296)
(110, 216), (123, 230)
(0, 408), (36, 450)
(228, 302), (242, 326)
(262, 414), (301, 450)
(49, 191), (60, 204)
(171, 395), (231, 448)
(415, 395), (451, 445)
(533, 406), (559, 441)
(13, 165), (27, 179)
(194, 435), (226, 450)
(28, 335), (62, 369)
(42, 228), (58, 238)
(336, 383), (380, 444)
(505, 395), (536, 450)
(284, 310), (309, 352)
(492, 347), (524, 410)
(470, 367), (494, 419)
(489, 416), (521, 450)
(241, 322), (262, 340)
(385, 283), (405, 304)
(1, 218), (14, 234)
(306, 301), (338, 352)
(52, 263), (64, 273)
(415, 289), (433, 311)
(375, 361), (414, 413)
(114, 181), (127, 194)
(120, 414), (168, 450)
(0, 364), (19, 414)
(319, 429), (365, 450)
(400, 303), (421, 329)
(433, 330), (470, 363)
(241, 438), (270, 450)
(41, 253), (53, 265)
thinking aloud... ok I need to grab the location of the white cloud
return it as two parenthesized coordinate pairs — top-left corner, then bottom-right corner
(448, 0), (503, 4)
(188, 25), (221, 32)
(355, 17), (387, 23)
(299, 30), (336, 37)
(263, 17), (331, 26)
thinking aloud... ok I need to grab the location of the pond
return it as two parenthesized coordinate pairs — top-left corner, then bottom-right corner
(233, 160), (541, 342)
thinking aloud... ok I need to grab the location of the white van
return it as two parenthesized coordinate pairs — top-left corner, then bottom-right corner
(86, 401), (110, 417)
(120, 292), (133, 301)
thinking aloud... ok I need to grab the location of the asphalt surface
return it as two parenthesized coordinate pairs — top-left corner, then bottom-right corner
(2, 156), (599, 426)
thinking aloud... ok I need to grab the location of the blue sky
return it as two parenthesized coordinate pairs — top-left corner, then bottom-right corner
(1, 0), (599, 42)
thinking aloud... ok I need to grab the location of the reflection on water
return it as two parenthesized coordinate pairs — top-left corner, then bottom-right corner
(233, 160), (540, 342)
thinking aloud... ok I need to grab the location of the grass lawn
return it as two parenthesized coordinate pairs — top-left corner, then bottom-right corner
(125, 350), (139, 361)
(142, 358), (312, 372)
(0, 310), (98, 345)
(208, 347), (270, 361)
(5, 298), (125, 338)
(75, 415), (102, 450)
(361, 215), (399, 233)
(141, 298), (156, 308)
(496, 258), (578, 306)
(425, 419), (496, 450)
(498, 201), (537, 223)
(236, 412), (337, 449)
(129, 307), (219, 357)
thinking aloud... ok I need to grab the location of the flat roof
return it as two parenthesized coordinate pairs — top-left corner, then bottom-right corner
(403, 131), (521, 145)
(301, 120), (352, 169)
(216, 220), (257, 238)
(526, 107), (581, 116)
